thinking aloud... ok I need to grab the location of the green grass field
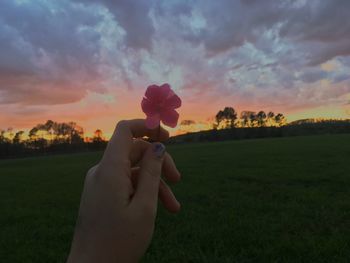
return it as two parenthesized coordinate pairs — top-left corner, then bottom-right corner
(1, 134), (350, 262)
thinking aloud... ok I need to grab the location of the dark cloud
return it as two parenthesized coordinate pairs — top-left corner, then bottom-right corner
(280, 1), (350, 43)
(176, 0), (350, 65)
(77, 0), (154, 50)
(182, 0), (286, 54)
(0, 0), (105, 105)
(279, 0), (350, 65)
(300, 69), (328, 83)
(333, 74), (350, 84)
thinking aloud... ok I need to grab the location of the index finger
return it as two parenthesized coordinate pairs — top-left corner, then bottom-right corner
(102, 119), (169, 165)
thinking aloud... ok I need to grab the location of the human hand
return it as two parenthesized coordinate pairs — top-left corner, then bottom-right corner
(67, 119), (181, 263)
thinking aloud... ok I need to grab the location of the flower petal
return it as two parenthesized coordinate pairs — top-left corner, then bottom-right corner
(145, 114), (161, 129)
(165, 93), (182, 109)
(145, 85), (161, 101)
(158, 83), (172, 101)
(145, 83), (172, 102)
(141, 98), (157, 115)
(160, 109), (179, 128)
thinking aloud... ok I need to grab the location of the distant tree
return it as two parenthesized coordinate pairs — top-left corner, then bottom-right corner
(13, 131), (25, 144)
(275, 113), (286, 127)
(28, 120), (84, 148)
(257, 111), (267, 127)
(44, 120), (55, 131)
(215, 107), (238, 128)
(68, 122), (84, 144)
(28, 127), (39, 141)
(29, 122), (50, 141)
(93, 129), (104, 142)
(240, 111), (249, 127)
(249, 112), (258, 127)
(266, 111), (275, 126)
(223, 107), (238, 128)
(5, 127), (15, 140)
(0, 130), (8, 143)
(215, 110), (224, 129)
(240, 111), (256, 127)
(88, 129), (106, 150)
(267, 111), (275, 119)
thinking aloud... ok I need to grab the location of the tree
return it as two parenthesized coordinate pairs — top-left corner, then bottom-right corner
(215, 110), (225, 129)
(68, 122), (84, 144)
(223, 107), (238, 128)
(275, 113), (286, 127)
(28, 120), (84, 148)
(267, 111), (275, 126)
(29, 127), (39, 140)
(240, 111), (256, 127)
(93, 129), (104, 142)
(249, 112), (258, 127)
(13, 131), (25, 144)
(267, 111), (275, 119)
(0, 130), (9, 143)
(90, 129), (106, 150)
(215, 107), (238, 128)
(257, 111), (267, 127)
(5, 127), (15, 140)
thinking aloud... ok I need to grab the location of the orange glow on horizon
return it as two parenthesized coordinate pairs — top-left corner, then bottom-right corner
(1, 86), (349, 139)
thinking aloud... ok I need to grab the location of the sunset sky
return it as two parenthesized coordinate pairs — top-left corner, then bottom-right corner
(1, 0), (350, 137)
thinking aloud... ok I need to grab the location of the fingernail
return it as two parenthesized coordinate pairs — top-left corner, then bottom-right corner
(152, 142), (166, 159)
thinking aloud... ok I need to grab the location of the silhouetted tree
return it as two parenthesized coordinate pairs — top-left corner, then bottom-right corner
(215, 107), (238, 128)
(214, 110), (224, 129)
(240, 111), (257, 127)
(29, 127), (38, 140)
(249, 112), (258, 127)
(93, 129), (104, 142)
(275, 113), (286, 127)
(0, 130), (6, 142)
(6, 127), (14, 140)
(240, 111), (249, 127)
(266, 111), (275, 126)
(224, 107), (238, 128)
(267, 111), (275, 119)
(257, 111), (267, 127)
(13, 131), (25, 144)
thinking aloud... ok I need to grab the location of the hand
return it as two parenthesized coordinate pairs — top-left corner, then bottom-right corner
(67, 119), (181, 263)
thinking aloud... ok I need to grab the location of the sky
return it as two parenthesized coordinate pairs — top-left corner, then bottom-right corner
(0, 0), (350, 137)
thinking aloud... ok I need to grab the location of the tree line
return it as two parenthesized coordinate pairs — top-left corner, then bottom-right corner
(0, 120), (107, 159)
(214, 107), (286, 129)
(1, 108), (349, 158)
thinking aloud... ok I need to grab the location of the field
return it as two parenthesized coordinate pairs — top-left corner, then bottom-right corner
(1, 134), (350, 262)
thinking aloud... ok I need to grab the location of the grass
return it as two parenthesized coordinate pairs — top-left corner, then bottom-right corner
(1, 134), (350, 262)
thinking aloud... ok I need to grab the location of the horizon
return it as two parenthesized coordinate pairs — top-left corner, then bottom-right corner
(1, 1), (350, 138)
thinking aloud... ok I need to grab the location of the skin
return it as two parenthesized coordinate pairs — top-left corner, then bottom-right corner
(67, 119), (181, 263)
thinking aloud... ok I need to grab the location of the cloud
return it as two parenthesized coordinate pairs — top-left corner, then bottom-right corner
(0, 0), (106, 105)
(77, 0), (154, 50)
(190, 0), (286, 55)
(170, 0), (350, 66)
(299, 69), (328, 83)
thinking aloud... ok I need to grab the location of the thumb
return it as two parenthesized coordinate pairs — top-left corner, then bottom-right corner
(130, 142), (166, 213)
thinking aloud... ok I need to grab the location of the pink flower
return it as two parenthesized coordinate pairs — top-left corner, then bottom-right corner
(141, 83), (182, 129)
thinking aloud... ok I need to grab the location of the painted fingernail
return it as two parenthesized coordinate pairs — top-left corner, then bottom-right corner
(152, 142), (166, 158)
